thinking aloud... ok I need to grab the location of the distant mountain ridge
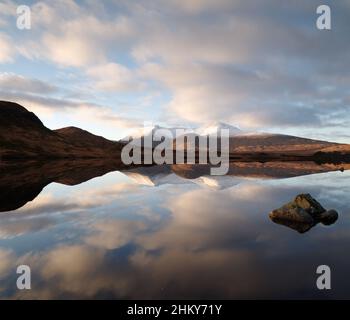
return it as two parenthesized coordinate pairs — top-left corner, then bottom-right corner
(1, 100), (350, 161)
(121, 122), (242, 142)
(121, 122), (350, 157)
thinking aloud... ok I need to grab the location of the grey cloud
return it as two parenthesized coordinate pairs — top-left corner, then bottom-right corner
(0, 73), (57, 94)
(127, 0), (350, 132)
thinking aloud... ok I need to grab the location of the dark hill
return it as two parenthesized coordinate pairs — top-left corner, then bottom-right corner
(0, 101), (122, 160)
(55, 126), (118, 149)
(0, 101), (50, 131)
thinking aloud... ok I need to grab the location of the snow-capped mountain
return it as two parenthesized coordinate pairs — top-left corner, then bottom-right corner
(120, 122), (246, 147)
(120, 125), (195, 146)
(196, 121), (242, 137)
(119, 122), (338, 157)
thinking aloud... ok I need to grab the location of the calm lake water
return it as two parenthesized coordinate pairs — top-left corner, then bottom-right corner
(0, 163), (349, 299)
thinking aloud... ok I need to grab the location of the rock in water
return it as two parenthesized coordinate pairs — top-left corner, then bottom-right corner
(269, 194), (338, 233)
(270, 206), (314, 224)
(293, 194), (326, 217)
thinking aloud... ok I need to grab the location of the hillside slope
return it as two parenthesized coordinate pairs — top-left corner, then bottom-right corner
(173, 132), (348, 157)
(0, 101), (122, 159)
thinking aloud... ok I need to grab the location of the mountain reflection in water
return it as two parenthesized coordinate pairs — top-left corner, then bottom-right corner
(0, 160), (349, 299)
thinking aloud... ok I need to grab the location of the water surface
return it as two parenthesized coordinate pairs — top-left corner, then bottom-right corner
(0, 162), (349, 299)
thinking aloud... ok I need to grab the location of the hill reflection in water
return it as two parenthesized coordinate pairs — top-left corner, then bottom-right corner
(0, 160), (349, 299)
(0, 160), (348, 212)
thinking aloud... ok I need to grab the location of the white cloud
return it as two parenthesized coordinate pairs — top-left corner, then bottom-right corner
(0, 33), (14, 63)
(41, 244), (105, 292)
(87, 63), (143, 92)
(85, 219), (146, 250)
(0, 87), (141, 139)
(0, 0), (17, 18)
(164, 0), (236, 14)
(21, 1), (135, 67)
(130, 0), (350, 132)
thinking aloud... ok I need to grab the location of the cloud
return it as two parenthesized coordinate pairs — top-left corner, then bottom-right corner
(19, 1), (135, 67)
(0, 74), (142, 137)
(0, 217), (53, 239)
(1, 0), (350, 140)
(2, 172), (350, 299)
(0, 73), (57, 94)
(0, 249), (15, 278)
(0, 0), (16, 27)
(13, 182), (139, 217)
(87, 63), (144, 92)
(164, 0), (236, 14)
(131, 0), (350, 130)
(85, 219), (146, 250)
(0, 33), (14, 63)
(0, 0), (17, 15)
(137, 185), (271, 251)
(42, 245), (104, 279)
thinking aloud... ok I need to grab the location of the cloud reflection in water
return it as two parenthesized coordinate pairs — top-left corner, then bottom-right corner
(0, 168), (349, 299)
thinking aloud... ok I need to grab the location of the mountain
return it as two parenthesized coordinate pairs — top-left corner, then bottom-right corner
(174, 130), (350, 159)
(1, 100), (350, 161)
(121, 122), (241, 145)
(121, 125), (195, 149)
(0, 101), (122, 160)
(123, 121), (350, 160)
(227, 133), (334, 154)
(54, 126), (120, 151)
(197, 121), (242, 137)
(122, 125), (194, 141)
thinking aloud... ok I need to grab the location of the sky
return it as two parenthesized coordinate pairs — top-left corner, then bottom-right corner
(0, 0), (349, 142)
